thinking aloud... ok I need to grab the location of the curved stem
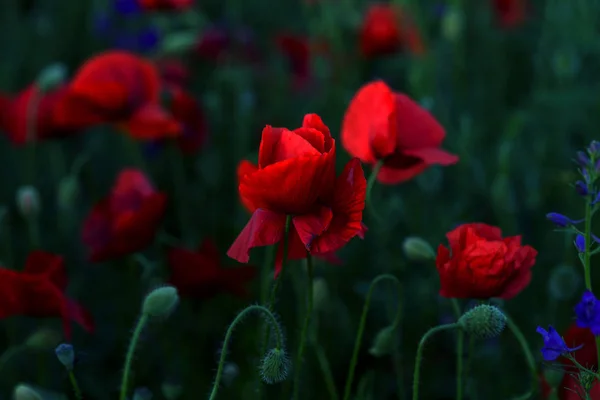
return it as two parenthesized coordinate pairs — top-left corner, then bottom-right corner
(412, 324), (461, 400)
(450, 299), (464, 400)
(119, 314), (148, 400)
(504, 313), (537, 399)
(313, 342), (339, 400)
(292, 254), (315, 400)
(209, 305), (284, 400)
(343, 274), (402, 400)
(365, 160), (384, 223)
(68, 371), (83, 400)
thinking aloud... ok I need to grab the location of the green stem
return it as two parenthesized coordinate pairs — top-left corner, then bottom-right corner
(505, 313), (537, 399)
(313, 341), (339, 400)
(68, 371), (83, 400)
(209, 305), (285, 400)
(343, 274), (402, 400)
(168, 141), (192, 244)
(582, 197), (600, 369)
(291, 254), (316, 400)
(412, 324), (461, 400)
(450, 299), (464, 400)
(119, 314), (149, 400)
(260, 245), (276, 305)
(365, 160), (384, 223)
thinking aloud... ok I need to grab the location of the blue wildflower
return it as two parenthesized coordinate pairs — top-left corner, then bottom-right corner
(575, 234), (586, 253)
(536, 326), (583, 361)
(574, 290), (600, 335)
(115, 0), (141, 15)
(577, 151), (591, 168)
(137, 27), (161, 53)
(546, 212), (580, 227)
(589, 140), (600, 156)
(575, 180), (589, 196)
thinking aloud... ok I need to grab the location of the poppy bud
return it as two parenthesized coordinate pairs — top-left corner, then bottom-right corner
(441, 7), (464, 43)
(578, 370), (596, 393)
(222, 362), (240, 387)
(36, 63), (67, 93)
(25, 328), (61, 350)
(54, 343), (74, 371)
(161, 31), (198, 55)
(57, 176), (80, 211)
(142, 286), (179, 319)
(458, 305), (506, 340)
(16, 186), (40, 218)
(259, 348), (290, 384)
(402, 236), (435, 262)
(161, 382), (183, 400)
(368, 325), (395, 357)
(547, 264), (581, 301)
(543, 367), (564, 389)
(133, 387), (153, 400)
(13, 384), (42, 400)
(312, 277), (330, 312)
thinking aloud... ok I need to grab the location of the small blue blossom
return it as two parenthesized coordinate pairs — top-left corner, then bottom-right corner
(55, 343), (75, 371)
(546, 212), (580, 227)
(536, 325), (583, 361)
(574, 290), (600, 335)
(575, 234), (586, 253)
(589, 140), (600, 156)
(577, 151), (591, 168)
(575, 180), (589, 196)
(137, 27), (161, 53)
(115, 0), (141, 15)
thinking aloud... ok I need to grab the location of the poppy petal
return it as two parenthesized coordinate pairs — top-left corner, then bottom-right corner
(227, 209), (287, 263)
(403, 147), (459, 166)
(292, 206), (334, 250)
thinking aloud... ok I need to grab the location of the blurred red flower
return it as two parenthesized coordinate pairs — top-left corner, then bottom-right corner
(359, 4), (424, 58)
(228, 114), (366, 274)
(54, 51), (182, 140)
(342, 80), (458, 184)
(157, 59), (190, 87)
(492, 0), (526, 28)
(435, 223), (537, 299)
(0, 251), (94, 340)
(275, 34), (329, 90)
(82, 169), (167, 262)
(195, 28), (230, 61)
(168, 239), (256, 299)
(138, 0), (194, 11)
(166, 85), (208, 154)
(0, 85), (77, 145)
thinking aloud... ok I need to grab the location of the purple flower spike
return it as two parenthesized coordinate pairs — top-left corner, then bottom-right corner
(575, 180), (589, 196)
(577, 151), (591, 168)
(575, 234), (586, 253)
(575, 290), (600, 335)
(537, 325), (583, 361)
(546, 212), (580, 227)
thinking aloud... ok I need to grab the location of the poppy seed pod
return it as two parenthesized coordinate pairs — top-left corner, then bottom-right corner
(458, 305), (506, 340)
(368, 325), (395, 357)
(16, 186), (41, 217)
(312, 277), (330, 312)
(13, 384), (42, 400)
(142, 286), (179, 318)
(57, 176), (79, 211)
(259, 348), (290, 384)
(402, 236), (435, 262)
(36, 63), (67, 93)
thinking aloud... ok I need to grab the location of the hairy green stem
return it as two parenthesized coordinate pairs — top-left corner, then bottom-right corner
(68, 371), (83, 400)
(412, 324), (461, 400)
(365, 160), (384, 223)
(119, 314), (148, 400)
(209, 305), (284, 400)
(343, 274), (402, 400)
(450, 299), (464, 400)
(291, 254), (316, 400)
(505, 313), (537, 399)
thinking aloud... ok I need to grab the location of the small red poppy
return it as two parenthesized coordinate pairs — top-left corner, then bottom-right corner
(54, 51), (181, 140)
(0, 251), (94, 340)
(0, 85), (78, 145)
(82, 168), (167, 262)
(168, 239), (256, 299)
(435, 223), (537, 299)
(359, 4), (424, 58)
(229, 114), (366, 274)
(492, 0), (526, 28)
(342, 80), (458, 184)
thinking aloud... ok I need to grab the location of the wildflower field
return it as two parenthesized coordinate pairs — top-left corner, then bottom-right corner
(1, 0), (599, 399)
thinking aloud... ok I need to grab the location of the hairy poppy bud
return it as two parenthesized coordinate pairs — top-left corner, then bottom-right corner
(13, 384), (42, 400)
(578, 370), (596, 393)
(543, 368), (564, 389)
(142, 286), (179, 318)
(441, 7), (464, 43)
(368, 326), (395, 357)
(133, 387), (153, 400)
(16, 186), (41, 217)
(25, 328), (61, 350)
(259, 348), (290, 384)
(36, 63), (67, 92)
(54, 343), (74, 371)
(402, 236), (435, 262)
(57, 176), (79, 211)
(161, 382), (183, 400)
(547, 264), (581, 301)
(458, 305), (506, 340)
(312, 277), (330, 312)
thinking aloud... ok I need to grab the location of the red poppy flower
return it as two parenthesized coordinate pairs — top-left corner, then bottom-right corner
(0, 251), (94, 340)
(54, 51), (181, 140)
(166, 85), (208, 154)
(228, 114), (366, 273)
(342, 80), (458, 184)
(492, 0), (526, 28)
(168, 239), (256, 299)
(137, 0), (193, 11)
(82, 169), (167, 262)
(0, 85), (78, 145)
(435, 223), (537, 299)
(157, 60), (190, 87)
(359, 4), (424, 58)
